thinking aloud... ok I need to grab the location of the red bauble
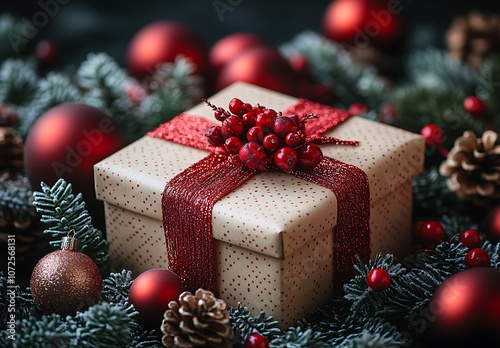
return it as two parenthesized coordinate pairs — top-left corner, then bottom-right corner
(419, 221), (445, 248)
(367, 268), (391, 291)
(323, 0), (403, 47)
(484, 206), (500, 243)
(463, 96), (487, 118)
(216, 46), (299, 96)
(426, 268), (500, 345)
(126, 21), (209, 79)
(23, 103), (125, 203)
(36, 40), (58, 70)
(245, 333), (269, 348)
(129, 268), (186, 329)
(420, 124), (445, 147)
(209, 32), (267, 72)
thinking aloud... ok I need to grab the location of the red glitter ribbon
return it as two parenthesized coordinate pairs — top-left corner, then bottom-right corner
(147, 99), (370, 294)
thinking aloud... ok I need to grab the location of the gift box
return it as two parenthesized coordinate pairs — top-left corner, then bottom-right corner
(94, 82), (424, 328)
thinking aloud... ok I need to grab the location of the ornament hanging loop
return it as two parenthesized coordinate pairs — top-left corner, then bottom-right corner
(61, 229), (78, 251)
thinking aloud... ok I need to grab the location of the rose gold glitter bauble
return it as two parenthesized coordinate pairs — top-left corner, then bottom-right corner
(30, 232), (102, 316)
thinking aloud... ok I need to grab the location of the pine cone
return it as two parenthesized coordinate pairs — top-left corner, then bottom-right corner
(161, 289), (234, 348)
(439, 130), (500, 206)
(446, 11), (500, 70)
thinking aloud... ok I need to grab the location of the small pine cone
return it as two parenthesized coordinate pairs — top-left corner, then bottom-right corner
(161, 289), (234, 348)
(446, 11), (500, 70)
(0, 127), (24, 176)
(439, 130), (500, 206)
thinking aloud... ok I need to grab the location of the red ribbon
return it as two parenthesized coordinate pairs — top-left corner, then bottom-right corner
(147, 99), (370, 294)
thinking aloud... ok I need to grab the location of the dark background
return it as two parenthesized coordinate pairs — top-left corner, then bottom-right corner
(2, 0), (500, 69)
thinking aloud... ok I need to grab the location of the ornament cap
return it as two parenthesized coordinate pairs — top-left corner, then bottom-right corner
(61, 230), (78, 251)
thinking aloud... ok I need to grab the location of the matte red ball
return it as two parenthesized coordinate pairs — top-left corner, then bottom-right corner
(426, 268), (500, 345)
(216, 46), (299, 96)
(245, 333), (269, 348)
(322, 0), (403, 46)
(367, 268), (391, 292)
(126, 21), (209, 79)
(23, 103), (125, 201)
(129, 268), (186, 329)
(209, 32), (267, 72)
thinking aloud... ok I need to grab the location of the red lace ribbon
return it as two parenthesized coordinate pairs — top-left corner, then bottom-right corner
(147, 99), (370, 294)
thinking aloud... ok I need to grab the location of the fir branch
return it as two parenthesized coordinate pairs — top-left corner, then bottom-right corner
(0, 59), (38, 106)
(101, 270), (134, 306)
(269, 327), (330, 348)
(32, 179), (109, 270)
(338, 318), (406, 348)
(482, 240), (500, 269)
(406, 49), (479, 96)
(0, 276), (41, 330)
(477, 54), (500, 126)
(229, 303), (281, 344)
(280, 31), (388, 109)
(0, 176), (36, 226)
(412, 166), (454, 218)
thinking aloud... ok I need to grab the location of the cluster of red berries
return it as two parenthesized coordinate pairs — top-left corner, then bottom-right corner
(204, 98), (323, 171)
(413, 220), (490, 268)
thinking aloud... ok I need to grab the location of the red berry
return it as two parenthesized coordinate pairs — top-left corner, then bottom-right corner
(419, 221), (445, 248)
(242, 102), (253, 114)
(246, 126), (265, 143)
(214, 146), (228, 155)
(228, 98), (245, 116)
(221, 115), (244, 138)
(272, 116), (299, 139)
(367, 268), (391, 292)
(205, 126), (224, 146)
(239, 142), (268, 170)
(348, 103), (368, 115)
(297, 143), (323, 169)
(245, 333), (269, 348)
(285, 132), (303, 147)
(460, 229), (481, 249)
(273, 146), (298, 171)
(224, 136), (243, 154)
(263, 133), (280, 151)
(466, 248), (491, 268)
(256, 109), (277, 130)
(420, 124), (445, 147)
(214, 108), (229, 122)
(242, 110), (258, 128)
(288, 54), (309, 74)
(463, 96), (486, 118)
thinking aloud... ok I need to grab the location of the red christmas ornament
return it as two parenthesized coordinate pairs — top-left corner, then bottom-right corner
(126, 21), (209, 79)
(129, 268), (186, 329)
(348, 102), (369, 115)
(463, 96), (487, 118)
(35, 39), (58, 70)
(367, 268), (391, 291)
(484, 206), (500, 243)
(426, 268), (500, 345)
(209, 32), (267, 72)
(465, 248), (491, 268)
(419, 221), (445, 248)
(459, 229), (481, 249)
(322, 0), (403, 47)
(23, 103), (125, 204)
(245, 333), (269, 348)
(216, 46), (299, 96)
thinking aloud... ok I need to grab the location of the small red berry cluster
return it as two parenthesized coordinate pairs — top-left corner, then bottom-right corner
(413, 220), (490, 268)
(204, 98), (323, 171)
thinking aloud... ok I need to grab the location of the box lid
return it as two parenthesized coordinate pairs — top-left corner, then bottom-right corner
(94, 82), (424, 259)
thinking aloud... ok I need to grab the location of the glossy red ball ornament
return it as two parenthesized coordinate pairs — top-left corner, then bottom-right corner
(23, 103), (125, 203)
(323, 0), (403, 47)
(367, 268), (391, 291)
(419, 221), (445, 248)
(216, 46), (299, 96)
(465, 248), (491, 268)
(484, 206), (500, 243)
(420, 124), (445, 147)
(126, 21), (209, 79)
(129, 268), (186, 329)
(426, 267), (500, 345)
(463, 96), (486, 118)
(459, 229), (481, 249)
(245, 333), (269, 348)
(209, 32), (267, 72)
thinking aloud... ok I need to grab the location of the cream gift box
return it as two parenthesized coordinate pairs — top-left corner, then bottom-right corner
(94, 82), (424, 328)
